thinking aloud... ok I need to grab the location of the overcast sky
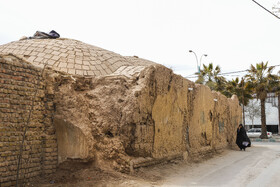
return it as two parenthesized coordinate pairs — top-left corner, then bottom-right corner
(1, 0), (280, 82)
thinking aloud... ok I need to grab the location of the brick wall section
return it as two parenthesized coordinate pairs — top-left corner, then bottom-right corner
(0, 54), (57, 186)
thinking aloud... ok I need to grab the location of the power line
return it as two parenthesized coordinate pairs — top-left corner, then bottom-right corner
(184, 69), (248, 78)
(219, 69), (248, 76)
(252, 0), (280, 19)
(184, 64), (280, 79)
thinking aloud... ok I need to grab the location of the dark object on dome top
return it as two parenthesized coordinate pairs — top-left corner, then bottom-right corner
(28, 30), (60, 39)
(48, 30), (60, 38)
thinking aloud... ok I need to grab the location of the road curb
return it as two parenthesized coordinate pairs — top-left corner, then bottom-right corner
(251, 137), (280, 142)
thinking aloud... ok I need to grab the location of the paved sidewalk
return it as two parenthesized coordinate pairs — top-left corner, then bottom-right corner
(251, 134), (280, 142)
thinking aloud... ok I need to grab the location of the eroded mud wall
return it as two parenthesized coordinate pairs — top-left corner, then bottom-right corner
(51, 74), (138, 172)
(138, 66), (242, 160)
(50, 64), (242, 172)
(136, 66), (194, 159)
(188, 85), (242, 158)
(0, 55), (57, 186)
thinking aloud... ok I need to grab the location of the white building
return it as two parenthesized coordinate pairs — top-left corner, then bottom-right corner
(245, 95), (279, 133)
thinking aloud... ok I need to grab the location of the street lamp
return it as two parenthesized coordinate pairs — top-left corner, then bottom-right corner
(199, 54), (207, 72)
(189, 50), (198, 73)
(189, 50), (207, 73)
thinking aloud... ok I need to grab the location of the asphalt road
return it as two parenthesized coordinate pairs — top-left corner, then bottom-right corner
(161, 142), (280, 187)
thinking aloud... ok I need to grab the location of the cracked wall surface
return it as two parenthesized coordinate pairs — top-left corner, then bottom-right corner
(48, 64), (242, 172)
(0, 39), (242, 185)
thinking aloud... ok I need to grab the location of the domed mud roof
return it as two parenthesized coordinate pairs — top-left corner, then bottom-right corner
(0, 38), (155, 77)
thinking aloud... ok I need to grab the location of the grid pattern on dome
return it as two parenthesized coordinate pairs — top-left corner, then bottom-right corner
(0, 39), (154, 77)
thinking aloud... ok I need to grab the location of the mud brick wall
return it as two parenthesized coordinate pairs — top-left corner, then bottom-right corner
(0, 54), (57, 186)
(138, 66), (242, 160)
(51, 65), (242, 172)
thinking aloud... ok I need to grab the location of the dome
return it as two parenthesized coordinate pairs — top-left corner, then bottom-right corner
(0, 38), (155, 77)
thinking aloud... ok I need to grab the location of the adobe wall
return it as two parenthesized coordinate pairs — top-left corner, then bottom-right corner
(50, 64), (242, 172)
(0, 55), (57, 186)
(0, 39), (242, 185)
(0, 52), (242, 185)
(188, 85), (241, 159)
(136, 66), (242, 160)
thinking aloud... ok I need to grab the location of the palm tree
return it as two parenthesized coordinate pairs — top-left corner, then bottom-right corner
(214, 75), (229, 96)
(226, 77), (253, 126)
(196, 63), (224, 91)
(245, 62), (278, 139)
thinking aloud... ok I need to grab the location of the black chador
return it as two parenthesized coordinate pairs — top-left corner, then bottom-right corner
(236, 124), (251, 151)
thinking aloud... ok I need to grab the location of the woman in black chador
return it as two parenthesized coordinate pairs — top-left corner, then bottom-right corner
(236, 124), (251, 151)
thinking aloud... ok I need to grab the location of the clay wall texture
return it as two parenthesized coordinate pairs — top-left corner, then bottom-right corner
(135, 66), (242, 160)
(51, 64), (242, 172)
(0, 39), (242, 184)
(0, 55), (57, 186)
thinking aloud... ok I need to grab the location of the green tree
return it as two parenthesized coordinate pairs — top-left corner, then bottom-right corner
(245, 62), (278, 139)
(226, 77), (253, 126)
(214, 75), (230, 96)
(196, 63), (225, 91)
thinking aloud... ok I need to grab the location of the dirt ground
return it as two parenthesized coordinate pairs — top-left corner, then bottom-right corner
(26, 142), (280, 187)
(26, 160), (175, 187)
(25, 149), (228, 187)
